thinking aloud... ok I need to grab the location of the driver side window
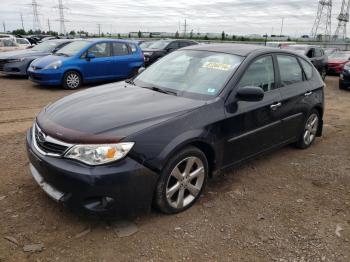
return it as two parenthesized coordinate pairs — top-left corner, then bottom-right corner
(238, 56), (276, 92)
(87, 42), (111, 58)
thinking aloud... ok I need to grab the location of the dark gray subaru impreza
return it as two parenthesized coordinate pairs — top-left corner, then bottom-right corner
(26, 44), (324, 216)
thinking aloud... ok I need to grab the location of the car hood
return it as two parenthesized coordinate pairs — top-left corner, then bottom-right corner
(328, 59), (348, 64)
(31, 54), (70, 67)
(37, 82), (206, 144)
(0, 49), (49, 59)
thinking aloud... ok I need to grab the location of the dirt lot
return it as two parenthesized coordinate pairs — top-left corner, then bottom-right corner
(0, 76), (349, 262)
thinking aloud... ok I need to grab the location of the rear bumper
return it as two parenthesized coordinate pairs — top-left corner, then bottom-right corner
(27, 68), (63, 86)
(26, 128), (158, 217)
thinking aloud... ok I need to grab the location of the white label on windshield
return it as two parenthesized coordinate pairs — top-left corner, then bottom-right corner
(202, 62), (232, 71)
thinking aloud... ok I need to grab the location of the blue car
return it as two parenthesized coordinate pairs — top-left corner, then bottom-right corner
(28, 39), (145, 89)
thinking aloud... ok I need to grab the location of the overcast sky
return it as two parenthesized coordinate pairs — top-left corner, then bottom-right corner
(0, 0), (344, 36)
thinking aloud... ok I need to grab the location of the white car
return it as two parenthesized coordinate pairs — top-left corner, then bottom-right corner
(0, 38), (26, 52)
(15, 38), (31, 48)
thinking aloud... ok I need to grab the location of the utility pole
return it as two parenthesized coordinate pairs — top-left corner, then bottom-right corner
(57, 0), (67, 35)
(20, 13), (25, 31)
(280, 17), (284, 36)
(31, 0), (41, 31)
(333, 0), (350, 41)
(98, 24), (101, 37)
(47, 18), (51, 32)
(311, 0), (332, 41)
(2, 22), (6, 33)
(182, 19), (188, 37)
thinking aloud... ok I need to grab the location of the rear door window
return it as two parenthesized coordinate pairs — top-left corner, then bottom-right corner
(238, 56), (276, 92)
(111, 42), (130, 56)
(277, 55), (303, 86)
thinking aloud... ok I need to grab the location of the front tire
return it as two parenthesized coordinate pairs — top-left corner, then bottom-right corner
(320, 67), (327, 80)
(63, 71), (82, 90)
(296, 110), (320, 149)
(154, 146), (208, 214)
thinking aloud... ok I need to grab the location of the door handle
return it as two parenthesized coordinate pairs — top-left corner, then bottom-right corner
(270, 102), (282, 110)
(304, 91), (313, 97)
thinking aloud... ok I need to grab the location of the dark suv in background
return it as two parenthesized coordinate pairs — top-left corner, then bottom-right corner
(141, 39), (198, 66)
(283, 45), (328, 80)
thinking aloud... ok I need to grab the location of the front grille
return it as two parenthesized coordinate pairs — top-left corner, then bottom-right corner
(34, 125), (69, 156)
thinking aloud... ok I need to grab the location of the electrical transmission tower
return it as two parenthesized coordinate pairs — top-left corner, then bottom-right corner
(311, 0), (332, 41)
(31, 0), (41, 31)
(57, 0), (67, 35)
(333, 0), (350, 40)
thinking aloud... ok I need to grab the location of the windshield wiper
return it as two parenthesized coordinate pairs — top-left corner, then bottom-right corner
(142, 86), (177, 96)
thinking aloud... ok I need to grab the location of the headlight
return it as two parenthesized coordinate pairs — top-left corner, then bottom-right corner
(143, 52), (153, 56)
(8, 58), (25, 63)
(43, 60), (62, 70)
(64, 143), (135, 166)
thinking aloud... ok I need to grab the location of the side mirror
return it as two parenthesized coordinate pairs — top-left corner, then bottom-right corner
(86, 52), (95, 60)
(138, 67), (146, 74)
(236, 86), (264, 102)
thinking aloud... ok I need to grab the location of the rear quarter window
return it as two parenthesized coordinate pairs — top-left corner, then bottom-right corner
(299, 58), (313, 80)
(129, 44), (137, 53)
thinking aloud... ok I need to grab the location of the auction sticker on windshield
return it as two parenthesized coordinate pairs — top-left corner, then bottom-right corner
(202, 62), (232, 71)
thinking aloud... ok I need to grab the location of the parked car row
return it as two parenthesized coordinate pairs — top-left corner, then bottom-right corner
(0, 38), (198, 89)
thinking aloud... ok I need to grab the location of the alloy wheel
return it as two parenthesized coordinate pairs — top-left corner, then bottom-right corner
(165, 156), (205, 209)
(66, 73), (80, 89)
(303, 113), (319, 146)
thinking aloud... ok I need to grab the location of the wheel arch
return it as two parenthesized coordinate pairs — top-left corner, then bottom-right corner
(312, 104), (324, 136)
(159, 138), (217, 178)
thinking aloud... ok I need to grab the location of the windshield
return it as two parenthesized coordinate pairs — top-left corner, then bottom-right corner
(16, 38), (28, 44)
(32, 41), (61, 52)
(144, 40), (170, 50)
(140, 42), (154, 49)
(329, 52), (350, 60)
(134, 50), (244, 99)
(55, 40), (90, 56)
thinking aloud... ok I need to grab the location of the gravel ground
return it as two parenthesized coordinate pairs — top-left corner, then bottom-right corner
(0, 76), (349, 262)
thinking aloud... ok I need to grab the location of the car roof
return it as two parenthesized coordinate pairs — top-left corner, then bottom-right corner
(182, 43), (277, 57)
(87, 38), (138, 44)
(288, 44), (321, 48)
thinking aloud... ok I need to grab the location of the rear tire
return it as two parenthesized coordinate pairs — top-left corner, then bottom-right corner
(154, 146), (208, 214)
(62, 71), (82, 90)
(295, 110), (320, 149)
